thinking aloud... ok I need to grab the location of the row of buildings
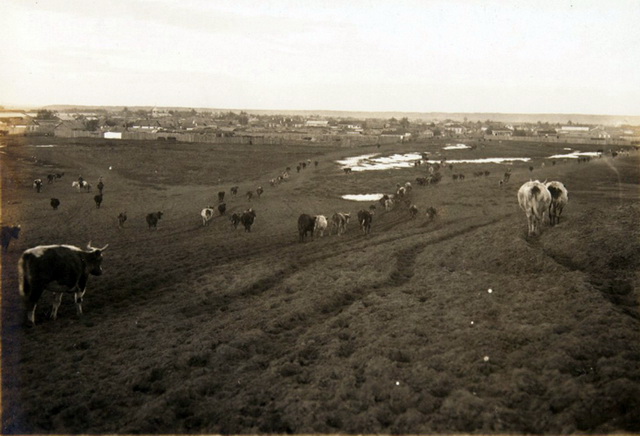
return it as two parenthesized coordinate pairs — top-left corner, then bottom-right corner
(1, 109), (638, 145)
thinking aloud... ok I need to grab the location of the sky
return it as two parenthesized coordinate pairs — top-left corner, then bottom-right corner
(1, 0), (639, 115)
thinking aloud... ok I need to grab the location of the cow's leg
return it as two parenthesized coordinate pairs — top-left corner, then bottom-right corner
(51, 293), (64, 319)
(26, 302), (37, 325)
(74, 289), (87, 315)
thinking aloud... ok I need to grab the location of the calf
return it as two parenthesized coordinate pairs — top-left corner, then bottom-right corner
(517, 180), (551, 237)
(47, 174), (55, 184)
(545, 181), (569, 226)
(240, 209), (256, 232)
(298, 214), (316, 242)
(425, 206), (437, 220)
(246, 191), (253, 201)
(357, 210), (373, 235)
(18, 242), (108, 325)
(314, 215), (328, 237)
(218, 202), (226, 215)
(97, 181), (105, 194)
(256, 186), (264, 198)
(50, 198), (61, 210)
(218, 191), (225, 203)
(146, 211), (163, 229)
(230, 186), (239, 195)
(94, 194), (103, 209)
(1, 225), (21, 252)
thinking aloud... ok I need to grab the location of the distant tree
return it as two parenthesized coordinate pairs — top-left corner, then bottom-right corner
(135, 109), (148, 117)
(84, 119), (100, 131)
(36, 109), (57, 120)
(432, 128), (442, 136)
(399, 117), (410, 129)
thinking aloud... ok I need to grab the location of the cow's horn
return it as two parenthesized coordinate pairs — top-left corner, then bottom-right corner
(87, 241), (93, 250)
(99, 244), (109, 251)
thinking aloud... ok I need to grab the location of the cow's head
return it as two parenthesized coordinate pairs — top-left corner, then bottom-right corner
(10, 225), (21, 238)
(86, 242), (109, 276)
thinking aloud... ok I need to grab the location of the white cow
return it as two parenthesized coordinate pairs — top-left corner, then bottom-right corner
(314, 215), (328, 237)
(517, 180), (552, 237)
(545, 181), (569, 226)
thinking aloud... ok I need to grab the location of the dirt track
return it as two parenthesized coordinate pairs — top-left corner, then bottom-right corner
(2, 137), (639, 433)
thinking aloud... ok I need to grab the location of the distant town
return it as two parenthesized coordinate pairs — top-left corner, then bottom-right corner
(1, 106), (639, 147)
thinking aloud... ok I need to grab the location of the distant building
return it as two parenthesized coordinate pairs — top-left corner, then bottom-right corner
(305, 120), (329, 128)
(491, 129), (513, 137)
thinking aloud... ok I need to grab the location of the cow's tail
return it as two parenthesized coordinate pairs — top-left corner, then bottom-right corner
(18, 253), (30, 300)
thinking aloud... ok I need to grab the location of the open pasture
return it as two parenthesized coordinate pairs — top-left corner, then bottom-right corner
(2, 136), (640, 433)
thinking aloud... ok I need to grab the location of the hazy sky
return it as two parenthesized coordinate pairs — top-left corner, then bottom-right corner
(2, 0), (639, 115)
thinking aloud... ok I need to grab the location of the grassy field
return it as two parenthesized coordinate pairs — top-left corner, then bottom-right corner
(1, 136), (639, 434)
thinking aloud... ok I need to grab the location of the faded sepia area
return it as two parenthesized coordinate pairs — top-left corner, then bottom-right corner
(2, 1), (639, 434)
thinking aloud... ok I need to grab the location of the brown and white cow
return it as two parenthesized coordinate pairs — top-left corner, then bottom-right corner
(201, 206), (215, 226)
(18, 242), (108, 325)
(331, 212), (351, 235)
(545, 181), (569, 226)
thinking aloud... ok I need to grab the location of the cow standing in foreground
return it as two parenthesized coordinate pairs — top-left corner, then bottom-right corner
(50, 198), (61, 210)
(545, 181), (569, 226)
(1, 225), (21, 252)
(298, 214), (316, 242)
(18, 242), (108, 325)
(94, 194), (103, 209)
(146, 211), (163, 229)
(517, 180), (552, 237)
(357, 210), (373, 235)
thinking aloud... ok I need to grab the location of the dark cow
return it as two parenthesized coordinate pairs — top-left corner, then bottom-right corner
(18, 242), (108, 325)
(94, 194), (103, 209)
(357, 210), (373, 235)
(256, 186), (264, 198)
(50, 198), (61, 210)
(56, 172), (65, 179)
(146, 211), (163, 229)
(33, 179), (43, 193)
(230, 213), (241, 229)
(343, 168), (352, 174)
(240, 209), (256, 232)
(218, 202), (226, 215)
(1, 225), (21, 252)
(47, 174), (55, 184)
(409, 204), (418, 219)
(246, 191), (253, 201)
(230, 186), (239, 195)
(314, 161), (319, 167)
(97, 181), (105, 195)
(117, 212), (127, 228)
(218, 191), (225, 203)
(426, 206), (437, 221)
(298, 213), (316, 242)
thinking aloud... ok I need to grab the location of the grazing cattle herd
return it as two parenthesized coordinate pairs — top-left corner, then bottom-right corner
(7, 145), (631, 327)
